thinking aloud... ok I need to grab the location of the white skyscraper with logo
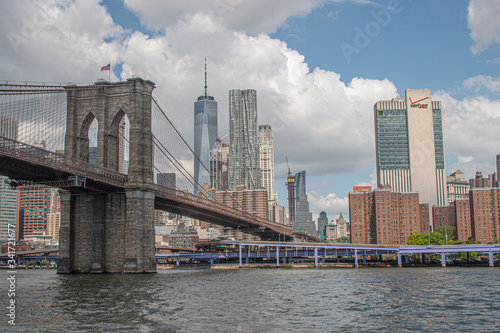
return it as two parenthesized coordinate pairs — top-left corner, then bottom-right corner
(374, 89), (446, 224)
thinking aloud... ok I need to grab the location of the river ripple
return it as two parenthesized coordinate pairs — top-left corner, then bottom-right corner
(0, 267), (499, 332)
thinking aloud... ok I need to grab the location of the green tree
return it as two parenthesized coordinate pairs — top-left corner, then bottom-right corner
(434, 226), (457, 243)
(407, 232), (445, 245)
(459, 252), (478, 260)
(407, 232), (427, 245)
(466, 237), (480, 244)
(27, 260), (39, 266)
(335, 236), (350, 243)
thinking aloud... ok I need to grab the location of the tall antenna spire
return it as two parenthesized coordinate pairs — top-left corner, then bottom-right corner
(204, 57), (208, 99)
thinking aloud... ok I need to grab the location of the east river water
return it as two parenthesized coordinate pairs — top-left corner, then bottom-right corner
(0, 267), (499, 332)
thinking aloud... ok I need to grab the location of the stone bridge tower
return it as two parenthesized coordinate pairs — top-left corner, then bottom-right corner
(58, 77), (156, 273)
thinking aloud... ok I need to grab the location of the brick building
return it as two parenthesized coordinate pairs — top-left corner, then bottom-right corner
(216, 186), (267, 241)
(16, 185), (52, 240)
(469, 188), (500, 243)
(216, 186), (268, 219)
(454, 199), (472, 242)
(349, 187), (427, 245)
(1, 240), (33, 253)
(432, 205), (455, 229)
(432, 199), (473, 242)
(166, 231), (199, 248)
(469, 171), (492, 189)
(431, 191), (498, 243)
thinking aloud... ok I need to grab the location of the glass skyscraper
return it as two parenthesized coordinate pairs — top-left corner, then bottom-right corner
(228, 89), (261, 190)
(293, 194), (315, 236)
(295, 170), (306, 204)
(317, 211), (328, 237)
(194, 61), (217, 193)
(374, 89), (447, 222)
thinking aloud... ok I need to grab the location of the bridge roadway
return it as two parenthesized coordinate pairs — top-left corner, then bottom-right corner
(0, 136), (316, 241)
(157, 241), (500, 268)
(2, 242), (499, 267)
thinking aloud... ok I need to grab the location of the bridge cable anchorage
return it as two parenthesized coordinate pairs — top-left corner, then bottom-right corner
(151, 98), (265, 229)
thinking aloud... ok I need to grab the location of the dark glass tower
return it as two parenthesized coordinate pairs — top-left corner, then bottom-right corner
(295, 170), (306, 205)
(317, 211), (328, 237)
(194, 59), (218, 193)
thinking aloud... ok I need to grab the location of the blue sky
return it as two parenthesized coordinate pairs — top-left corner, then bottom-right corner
(273, 0), (491, 94)
(1, 0), (499, 222)
(267, 0), (500, 216)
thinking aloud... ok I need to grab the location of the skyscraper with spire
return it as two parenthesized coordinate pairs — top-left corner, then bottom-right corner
(194, 59), (218, 193)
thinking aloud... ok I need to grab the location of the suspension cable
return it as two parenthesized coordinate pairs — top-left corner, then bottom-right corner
(151, 97), (263, 226)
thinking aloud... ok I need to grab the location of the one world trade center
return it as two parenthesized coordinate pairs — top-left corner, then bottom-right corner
(193, 59), (218, 193)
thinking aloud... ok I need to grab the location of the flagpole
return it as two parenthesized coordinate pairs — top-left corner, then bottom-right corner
(109, 65), (111, 82)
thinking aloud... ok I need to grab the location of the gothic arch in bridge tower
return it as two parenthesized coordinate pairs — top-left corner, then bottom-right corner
(110, 108), (130, 174)
(60, 78), (156, 274)
(76, 111), (97, 164)
(68, 102), (132, 173)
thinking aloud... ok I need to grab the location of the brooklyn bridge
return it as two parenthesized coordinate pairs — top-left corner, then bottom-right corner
(0, 78), (317, 274)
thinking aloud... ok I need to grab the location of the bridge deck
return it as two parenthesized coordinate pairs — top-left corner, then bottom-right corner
(0, 137), (126, 191)
(0, 136), (318, 241)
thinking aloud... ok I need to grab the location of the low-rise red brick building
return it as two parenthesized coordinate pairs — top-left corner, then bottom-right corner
(349, 187), (427, 245)
(166, 231), (199, 249)
(430, 187), (500, 243)
(455, 198), (472, 242)
(469, 188), (500, 243)
(1, 240), (33, 253)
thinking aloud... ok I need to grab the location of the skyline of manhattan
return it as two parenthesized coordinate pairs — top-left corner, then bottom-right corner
(1, 0), (499, 221)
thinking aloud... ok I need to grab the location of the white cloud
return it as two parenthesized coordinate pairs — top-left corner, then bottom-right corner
(114, 12), (398, 178)
(122, 0), (323, 34)
(2, 0), (499, 213)
(463, 75), (500, 94)
(487, 57), (500, 64)
(0, 1), (398, 181)
(435, 91), (500, 179)
(327, 9), (341, 21)
(308, 190), (349, 221)
(467, 0), (500, 54)
(0, 0), (123, 82)
(326, 0), (377, 5)
(457, 155), (474, 164)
